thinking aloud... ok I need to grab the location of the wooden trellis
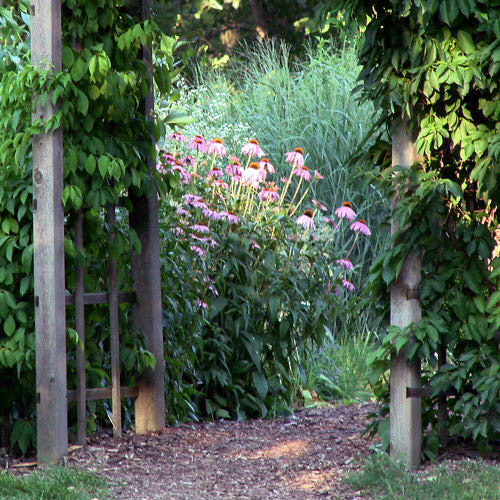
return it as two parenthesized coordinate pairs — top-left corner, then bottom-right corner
(31, 0), (165, 464)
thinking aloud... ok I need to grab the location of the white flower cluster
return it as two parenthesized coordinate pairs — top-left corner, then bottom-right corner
(156, 77), (256, 153)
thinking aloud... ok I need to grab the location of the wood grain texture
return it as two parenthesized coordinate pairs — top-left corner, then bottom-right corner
(390, 122), (422, 470)
(32, 0), (67, 464)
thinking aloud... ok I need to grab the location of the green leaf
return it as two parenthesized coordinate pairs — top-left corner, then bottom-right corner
(457, 30), (475, 54)
(252, 372), (268, 399)
(4, 315), (15, 336)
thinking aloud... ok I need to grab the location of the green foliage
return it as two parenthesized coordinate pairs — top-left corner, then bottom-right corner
(346, 453), (500, 500)
(0, 466), (110, 500)
(335, 0), (500, 453)
(152, 0), (359, 64)
(0, 0), (189, 449)
(305, 324), (375, 404)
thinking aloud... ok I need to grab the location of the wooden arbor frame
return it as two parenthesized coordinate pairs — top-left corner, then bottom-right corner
(31, 0), (165, 464)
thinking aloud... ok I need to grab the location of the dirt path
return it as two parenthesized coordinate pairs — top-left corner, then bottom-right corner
(64, 403), (375, 500)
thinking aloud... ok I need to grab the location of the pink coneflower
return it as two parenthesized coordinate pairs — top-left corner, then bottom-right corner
(213, 179), (229, 189)
(190, 245), (206, 257)
(258, 183), (280, 202)
(162, 151), (175, 164)
(335, 201), (356, 221)
(285, 147), (305, 167)
(296, 209), (315, 230)
(259, 158), (275, 174)
(241, 162), (265, 187)
(222, 211), (240, 224)
(281, 177), (291, 185)
(342, 279), (355, 292)
(172, 161), (190, 183)
(195, 299), (208, 310)
(188, 134), (207, 152)
(183, 193), (201, 204)
(190, 223), (209, 233)
(225, 160), (242, 178)
(200, 236), (218, 247)
(203, 207), (224, 220)
(294, 165), (311, 181)
(350, 219), (371, 236)
(182, 155), (195, 166)
(241, 138), (265, 157)
(176, 207), (191, 217)
(314, 170), (324, 180)
(337, 259), (354, 270)
(172, 227), (186, 237)
(322, 216), (337, 229)
(249, 239), (261, 249)
(312, 199), (327, 212)
(191, 198), (208, 210)
(207, 138), (227, 156)
(168, 130), (187, 142)
(207, 168), (223, 178)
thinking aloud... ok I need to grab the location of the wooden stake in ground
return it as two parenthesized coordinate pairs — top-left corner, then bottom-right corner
(390, 122), (422, 470)
(31, 0), (68, 464)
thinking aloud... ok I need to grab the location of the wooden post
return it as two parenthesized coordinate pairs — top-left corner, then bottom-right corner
(129, 0), (165, 434)
(107, 205), (122, 437)
(74, 212), (86, 445)
(31, 0), (68, 464)
(390, 122), (422, 470)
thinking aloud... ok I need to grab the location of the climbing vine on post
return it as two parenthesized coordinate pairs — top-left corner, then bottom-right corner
(0, 0), (188, 456)
(337, 0), (500, 458)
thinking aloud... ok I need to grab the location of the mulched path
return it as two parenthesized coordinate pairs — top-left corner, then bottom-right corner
(63, 403), (375, 500)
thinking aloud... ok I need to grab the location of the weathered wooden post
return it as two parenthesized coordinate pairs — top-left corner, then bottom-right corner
(31, 0), (68, 463)
(390, 121), (422, 469)
(130, 0), (166, 433)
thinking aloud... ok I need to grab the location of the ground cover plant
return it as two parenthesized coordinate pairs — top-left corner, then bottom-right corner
(0, 466), (110, 500)
(347, 453), (500, 500)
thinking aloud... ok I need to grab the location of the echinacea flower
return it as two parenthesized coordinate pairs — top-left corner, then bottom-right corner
(207, 138), (227, 156)
(285, 147), (305, 168)
(188, 134), (207, 152)
(281, 177), (291, 185)
(190, 245), (206, 257)
(222, 211), (240, 224)
(296, 209), (315, 230)
(293, 165), (312, 181)
(172, 161), (190, 183)
(336, 259), (354, 270)
(195, 299), (208, 310)
(314, 170), (324, 180)
(312, 199), (327, 211)
(168, 130), (186, 142)
(350, 219), (371, 236)
(322, 216), (337, 229)
(241, 138), (265, 158)
(241, 162), (265, 187)
(176, 207), (191, 217)
(259, 158), (275, 174)
(181, 155), (195, 166)
(212, 179), (229, 189)
(335, 201), (356, 221)
(183, 193), (201, 204)
(258, 183), (280, 202)
(342, 279), (355, 292)
(161, 151), (175, 164)
(225, 160), (242, 177)
(207, 168), (223, 178)
(190, 223), (209, 233)
(191, 198), (208, 210)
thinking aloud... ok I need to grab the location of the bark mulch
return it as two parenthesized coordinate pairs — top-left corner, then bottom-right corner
(63, 403), (375, 500)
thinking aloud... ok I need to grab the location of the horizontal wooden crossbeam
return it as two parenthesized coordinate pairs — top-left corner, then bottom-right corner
(65, 292), (135, 306)
(406, 386), (432, 398)
(67, 385), (138, 402)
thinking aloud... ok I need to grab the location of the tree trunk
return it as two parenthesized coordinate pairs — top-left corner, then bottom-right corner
(249, 0), (268, 41)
